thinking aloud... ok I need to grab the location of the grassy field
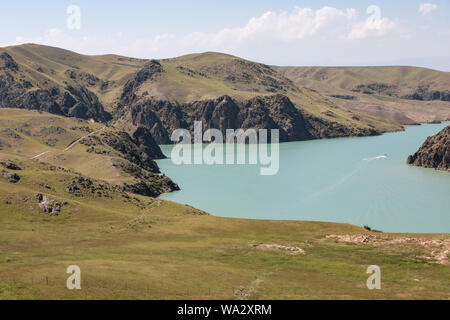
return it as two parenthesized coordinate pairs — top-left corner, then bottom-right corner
(0, 146), (448, 300)
(0, 49), (449, 300)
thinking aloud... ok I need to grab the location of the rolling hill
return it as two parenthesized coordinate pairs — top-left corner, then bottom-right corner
(0, 44), (449, 145)
(274, 65), (450, 126)
(1, 137), (449, 299)
(0, 109), (178, 197)
(0, 45), (449, 300)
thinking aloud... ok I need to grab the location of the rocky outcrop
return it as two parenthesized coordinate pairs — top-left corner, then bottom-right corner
(114, 56), (384, 144)
(241, 95), (313, 141)
(0, 53), (18, 71)
(119, 92), (378, 144)
(120, 60), (163, 105)
(0, 161), (22, 170)
(65, 173), (179, 199)
(352, 83), (397, 96)
(353, 82), (450, 102)
(402, 86), (450, 102)
(126, 99), (187, 144)
(407, 126), (449, 171)
(100, 131), (162, 173)
(62, 85), (111, 122)
(19, 89), (63, 114)
(1, 170), (20, 183)
(132, 127), (165, 160)
(64, 69), (99, 86)
(65, 176), (126, 198)
(329, 94), (356, 100)
(303, 114), (379, 139)
(36, 194), (65, 216)
(123, 174), (180, 198)
(189, 95), (240, 134)
(0, 52), (110, 122)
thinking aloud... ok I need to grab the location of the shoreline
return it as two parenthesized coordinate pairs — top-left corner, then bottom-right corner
(155, 122), (450, 234)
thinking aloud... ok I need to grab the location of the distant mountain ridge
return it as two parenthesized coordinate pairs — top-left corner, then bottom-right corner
(1, 44), (449, 145)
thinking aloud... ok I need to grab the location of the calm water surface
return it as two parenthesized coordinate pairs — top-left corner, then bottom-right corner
(157, 123), (449, 233)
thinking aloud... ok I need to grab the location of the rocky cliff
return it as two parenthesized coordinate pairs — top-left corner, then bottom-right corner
(0, 52), (111, 122)
(117, 61), (377, 144)
(119, 92), (379, 144)
(407, 126), (450, 171)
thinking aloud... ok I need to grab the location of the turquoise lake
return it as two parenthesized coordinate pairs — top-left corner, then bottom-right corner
(157, 123), (449, 233)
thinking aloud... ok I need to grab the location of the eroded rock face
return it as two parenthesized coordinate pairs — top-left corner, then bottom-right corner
(115, 58), (383, 144)
(132, 127), (166, 160)
(402, 85), (450, 102)
(189, 95), (240, 135)
(240, 95), (313, 142)
(120, 93), (378, 144)
(65, 176), (126, 198)
(120, 94), (321, 144)
(100, 131), (161, 173)
(407, 125), (450, 171)
(0, 52), (110, 122)
(120, 60), (163, 105)
(352, 83), (397, 96)
(64, 85), (111, 122)
(303, 114), (378, 139)
(125, 99), (187, 144)
(1, 161), (21, 170)
(352, 81), (450, 102)
(0, 53), (18, 71)
(123, 174), (180, 198)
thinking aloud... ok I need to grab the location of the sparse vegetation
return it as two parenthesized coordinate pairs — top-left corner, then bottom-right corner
(0, 45), (448, 300)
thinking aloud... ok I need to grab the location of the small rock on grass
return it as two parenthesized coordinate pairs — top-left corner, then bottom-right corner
(1, 170), (20, 183)
(1, 161), (22, 171)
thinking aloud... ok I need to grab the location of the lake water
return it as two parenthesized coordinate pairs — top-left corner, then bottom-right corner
(157, 123), (449, 233)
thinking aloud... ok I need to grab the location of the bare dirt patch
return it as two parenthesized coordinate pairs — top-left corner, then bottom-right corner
(326, 234), (449, 265)
(253, 244), (306, 255)
(234, 272), (273, 300)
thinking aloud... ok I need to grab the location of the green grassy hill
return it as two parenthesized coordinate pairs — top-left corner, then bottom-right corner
(0, 109), (177, 196)
(0, 57), (448, 299)
(1, 44), (145, 111)
(0, 139), (448, 299)
(273, 65), (450, 94)
(274, 65), (450, 126)
(121, 51), (402, 134)
(2, 44), (449, 140)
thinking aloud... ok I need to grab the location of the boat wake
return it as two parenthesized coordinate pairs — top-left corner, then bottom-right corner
(363, 154), (388, 161)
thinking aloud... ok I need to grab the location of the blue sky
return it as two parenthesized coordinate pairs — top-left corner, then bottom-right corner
(1, 1), (449, 70)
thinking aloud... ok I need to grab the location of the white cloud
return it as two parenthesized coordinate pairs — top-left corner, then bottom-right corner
(8, 28), (118, 55)
(6, 6), (399, 59)
(347, 17), (396, 40)
(179, 6), (360, 50)
(418, 3), (438, 16)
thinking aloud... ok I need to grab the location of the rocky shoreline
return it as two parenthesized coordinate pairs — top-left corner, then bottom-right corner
(407, 125), (449, 171)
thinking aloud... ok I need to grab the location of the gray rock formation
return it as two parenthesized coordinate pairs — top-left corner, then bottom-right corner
(0, 52), (111, 122)
(407, 126), (449, 171)
(36, 194), (64, 216)
(1, 170), (20, 183)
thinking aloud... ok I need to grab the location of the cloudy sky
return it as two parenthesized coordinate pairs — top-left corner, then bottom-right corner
(1, 0), (449, 70)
